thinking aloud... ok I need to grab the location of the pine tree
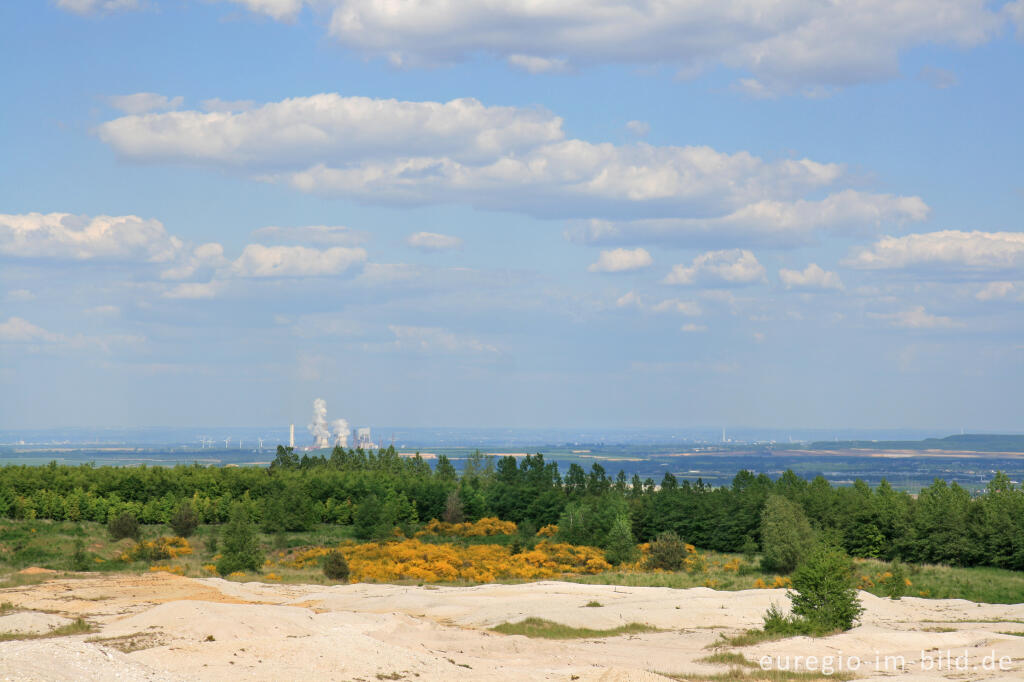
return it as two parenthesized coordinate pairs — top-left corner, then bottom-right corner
(216, 503), (263, 576)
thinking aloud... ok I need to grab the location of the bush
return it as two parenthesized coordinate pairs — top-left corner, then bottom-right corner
(760, 495), (815, 574)
(108, 512), (140, 541)
(322, 550), (350, 581)
(604, 515), (639, 565)
(789, 542), (864, 632)
(169, 500), (199, 538)
(885, 560), (908, 600)
(442, 490), (465, 524)
(69, 538), (90, 571)
(646, 530), (687, 571)
(216, 503), (264, 576)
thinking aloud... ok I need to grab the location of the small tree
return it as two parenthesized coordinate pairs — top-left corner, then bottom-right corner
(789, 542), (863, 632)
(216, 503), (264, 576)
(169, 500), (199, 538)
(108, 512), (140, 541)
(442, 490), (465, 524)
(760, 495), (815, 574)
(322, 550), (350, 581)
(646, 530), (687, 571)
(604, 514), (639, 565)
(884, 560), (908, 600)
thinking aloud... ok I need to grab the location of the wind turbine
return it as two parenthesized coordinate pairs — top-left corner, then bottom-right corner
(257, 437), (264, 450)
(224, 436), (231, 449)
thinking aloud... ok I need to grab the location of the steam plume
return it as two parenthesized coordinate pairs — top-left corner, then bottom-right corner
(331, 418), (349, 448)
(309, 398), (330, 448)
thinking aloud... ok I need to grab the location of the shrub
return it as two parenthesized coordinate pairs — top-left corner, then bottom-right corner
(108, 512), (140, 541)
(169, 501), (199, 538)
(323, 550), (350, 581)
(216, 503), (263, 576)
(646, 530), (687, 571)
(69, 538), (90, 571)
(442, 490), (464, 524)
(789, 542), (864, 632)
(760, 495), (815, 574)
(884, 560), (909, 600)
(604, 515), (639, 565)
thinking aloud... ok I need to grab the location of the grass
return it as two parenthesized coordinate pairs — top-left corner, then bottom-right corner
(921, 626), (957, 632)
(697, 652), (757, 668)
(998, 631), (1024, 637)
(491, 617), (660, 639)
(584, 600), (603, 607)
(0, 617), (92, 641)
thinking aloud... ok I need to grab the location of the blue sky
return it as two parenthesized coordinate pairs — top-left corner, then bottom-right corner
(1, 0), (1023, 431)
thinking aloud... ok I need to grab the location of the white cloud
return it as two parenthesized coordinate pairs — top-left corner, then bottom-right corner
(160, 243), (227, 280)
(0, 317), (61, 343)
(844, 231), (1024, 272)
(84, 305), (120, 317)
(56, 0), (138, 15)
(1007, 1), (1024, 37)
(228, 244), (367, 278)
(97, 94), (859, 222)
(406, 232), (463, 251)
(569, 190), (928, 248)
(975, 281), (1021, 302)
(507, 54), (569, 73)
(588, 247), (652, 273)
(250, 224), (368, 246)
(0, 213), (183, 262)
(664, 249), (766, 286)
(869, 306), (962, 329)
(616, 291), (701, 316)
(681, 323), (707, 333)
(313, 0), (1007, 92)
(97, 94), (563, 168)
(388, 325), (498, 355)
(626, 120), (650, 137)
(107, 93), (183, 115)
(779, 263), (844, 291)
(225, 0), (304, 21)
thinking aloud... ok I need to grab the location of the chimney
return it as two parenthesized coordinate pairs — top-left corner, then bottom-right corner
(289, 424), (295, 448)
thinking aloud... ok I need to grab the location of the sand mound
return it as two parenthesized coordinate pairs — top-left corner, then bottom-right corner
(0, 611), (72, 635)
(0, 574), (1021, 681)
(17, 567), (57, 576)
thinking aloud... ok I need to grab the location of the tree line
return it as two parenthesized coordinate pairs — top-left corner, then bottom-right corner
(0, 445), (1021, 570)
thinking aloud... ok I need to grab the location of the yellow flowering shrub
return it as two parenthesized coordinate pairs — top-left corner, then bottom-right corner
(536, 524), (559, 537)
(753, 578), (769, 589)
(202, 564), (217, 575)
(416, 517), (518, 537)
(722, 558), (742, 573)
(771, 575), (792, 588)
(264, 573), (282, 581)
(148, 564), (185, 575)
(120, 536), (193, 562)
(274, 539), (610, 583)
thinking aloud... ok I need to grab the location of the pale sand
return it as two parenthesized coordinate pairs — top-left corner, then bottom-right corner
(0, 572), (1022, 680)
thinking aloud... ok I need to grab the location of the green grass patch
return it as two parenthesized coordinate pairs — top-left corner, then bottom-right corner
(921, 626), (957, 632)
(697, 652), (757, 668)
(584, 600), (603, 607)
(663, 668), (854, 681)
(490, 617), (659, 639)
(0, 617), (93, 641)
(998, 631), (1024, 637)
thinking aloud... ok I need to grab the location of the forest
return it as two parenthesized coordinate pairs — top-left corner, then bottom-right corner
(0, 445), (1021, 572)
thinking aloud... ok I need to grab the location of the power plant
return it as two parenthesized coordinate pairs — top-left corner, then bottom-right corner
(305, 398), (374, 451)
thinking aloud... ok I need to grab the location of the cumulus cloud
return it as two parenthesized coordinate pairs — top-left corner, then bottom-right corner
(0, 213), (183, 262)
(96, 94), (872, 223)
(406, 232), (463, 251)
(313, 0), (1006, 92)
(201, 98), (257, 113)
(250, 224), (368, 246)
(107, 93), (183, 115)
(869, 306), (962, 329)
(568, 190), (928, 248)
(664, 249), (766, 286)
(388, 325), (498, 355)
(228, 244), (367, 278)
(0, 316), (143, 351)
(844, 231), (1024, 272)
(56, 0), (138, 15)
(588, 247), (652, 273)
(0, 317), (61, 343)
(779, 263), (844, 291)
(225, 0), (304, 20)
(681, 323), (707, 333)
(160, 243), (227, 281)
(161, 282), (223, 300)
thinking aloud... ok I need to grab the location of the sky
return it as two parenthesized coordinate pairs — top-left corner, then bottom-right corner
(1, 0), (1023, 432)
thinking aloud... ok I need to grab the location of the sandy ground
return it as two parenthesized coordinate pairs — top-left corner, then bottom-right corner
(1, 571), (1022, 681)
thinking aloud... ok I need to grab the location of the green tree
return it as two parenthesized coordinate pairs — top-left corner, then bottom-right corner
(169, 500), (199, 538)
(789, 542), (863, 632)
(322, 550), (350, 581)
(760, 494), (815, 574)
(646, 530), (688, 571)
(604, 514), (639, 565)
(216, 503), (264, 576)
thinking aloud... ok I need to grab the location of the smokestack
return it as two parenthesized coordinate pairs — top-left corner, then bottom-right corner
(309, 398), (330, 449)
(289, 424), (294, 448)
(331, 419), (349, 448)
